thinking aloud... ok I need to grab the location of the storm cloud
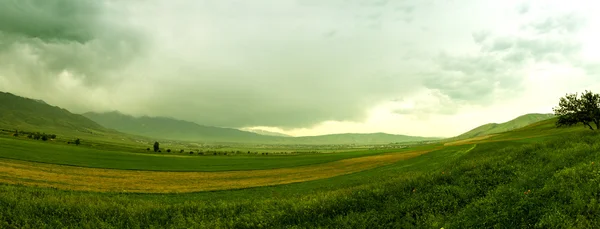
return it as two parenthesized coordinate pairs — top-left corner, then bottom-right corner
(0, 0), (598, 135)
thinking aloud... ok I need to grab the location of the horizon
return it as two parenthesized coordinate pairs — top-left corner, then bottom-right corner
(3, 89), (551, 139)
(1, 0), (599, 137)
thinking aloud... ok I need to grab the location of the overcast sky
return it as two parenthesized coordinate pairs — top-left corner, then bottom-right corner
(1, 0), (600, 137)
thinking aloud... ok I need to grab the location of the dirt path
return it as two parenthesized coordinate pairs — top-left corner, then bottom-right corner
(0, 149), (436, 193)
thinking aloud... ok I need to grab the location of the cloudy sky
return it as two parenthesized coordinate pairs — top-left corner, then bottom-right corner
(1, 0), (600, 137)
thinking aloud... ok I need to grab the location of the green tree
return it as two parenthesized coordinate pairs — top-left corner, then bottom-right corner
(41, 135), (48, 141)
(75, 139), (81, 146)
(553, 90), (600, 130)
(153, 141), (160, 152)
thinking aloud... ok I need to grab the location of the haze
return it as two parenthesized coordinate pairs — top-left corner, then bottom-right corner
(1, 0), (599, 137)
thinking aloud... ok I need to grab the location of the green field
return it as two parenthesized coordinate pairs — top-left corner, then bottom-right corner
(0, 136), (408, 172)
(2, 116), (600, 227)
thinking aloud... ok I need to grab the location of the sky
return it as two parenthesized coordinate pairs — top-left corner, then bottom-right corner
(1, 0), (600, 138)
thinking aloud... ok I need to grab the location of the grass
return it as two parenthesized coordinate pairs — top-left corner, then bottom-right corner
(1, 118), (600, 227)
(0, 136), (410, 172)
(0, 148), (433, 193)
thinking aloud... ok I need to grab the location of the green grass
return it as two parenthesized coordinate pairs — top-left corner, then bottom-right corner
(2, 118), (600, 228)
(455, 113), (555, 139)
(3, 132), (600, 228)
(0, 136), (405, 172)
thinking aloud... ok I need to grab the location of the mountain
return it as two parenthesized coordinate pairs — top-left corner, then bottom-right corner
(455, 113), (555, 139)
(241, 129), (291, 137)
(84, 111), (438, 144)
(292, 133), (440, 145)
(0, 92), (108, 134)
(83, 111), (272, 143)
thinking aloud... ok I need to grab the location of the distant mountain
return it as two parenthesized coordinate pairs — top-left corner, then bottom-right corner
(241, 129), (291, 137)
(456, 113), (555, 139)
(83, 111), (271, 143)
(0, 92), (108, 134)
(84, 111), (438, 144)
(292, 133), (440, 145)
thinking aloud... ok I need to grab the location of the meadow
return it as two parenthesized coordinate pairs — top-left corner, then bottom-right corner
(1, 119), (599, 228)
(0, 136), (410, 172)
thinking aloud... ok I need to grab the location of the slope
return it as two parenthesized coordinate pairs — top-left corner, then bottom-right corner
(0, 92), (108, 134)
(455, 113), (555, 139)
(83, 111), (273, 143)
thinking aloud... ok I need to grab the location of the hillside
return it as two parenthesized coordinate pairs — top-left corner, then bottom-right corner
(0, 92), (108, 134)
(83, 111), (438, 144)
(83, 111), (273, 143)
(455, 113), (555, 139)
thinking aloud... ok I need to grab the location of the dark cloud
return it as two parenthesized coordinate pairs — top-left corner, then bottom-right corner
(0, 0), (594, 130)
(0, 0), (426, 129)
(0, 0), (145, 88)
(0, 0), (99, 43)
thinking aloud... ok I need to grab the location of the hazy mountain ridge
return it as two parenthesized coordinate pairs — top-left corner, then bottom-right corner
(83, 111), (439, 144)
(0, 91), (445, 144)
(455, 113), (556, 139)
(0, 92), (107, 133)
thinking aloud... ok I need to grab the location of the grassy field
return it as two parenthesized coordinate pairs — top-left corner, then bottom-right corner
(0, 136), (411, 172)
(1, 119), (600, 228)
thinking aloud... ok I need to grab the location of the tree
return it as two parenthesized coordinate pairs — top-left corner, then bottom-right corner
(153, 141), (160, 152)
(553, 90), (600, 130)
(75, 138), (81, 146)
(167, 149), (171, 153)
(41, 135), (48, 141)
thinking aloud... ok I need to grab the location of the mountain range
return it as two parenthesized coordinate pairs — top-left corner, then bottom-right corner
(82, 111), (439, 144)
(0, 91), (556, 144)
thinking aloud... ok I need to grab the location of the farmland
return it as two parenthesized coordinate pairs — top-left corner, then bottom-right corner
(2, 116), (600, 227)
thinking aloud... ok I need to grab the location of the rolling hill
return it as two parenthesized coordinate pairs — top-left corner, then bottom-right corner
(0, 92), (108, 134)
(455, 113), (555, 139)
(83, 111), (439, 144)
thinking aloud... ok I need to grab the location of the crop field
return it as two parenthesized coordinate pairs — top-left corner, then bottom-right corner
(2, 121), (600, 228)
